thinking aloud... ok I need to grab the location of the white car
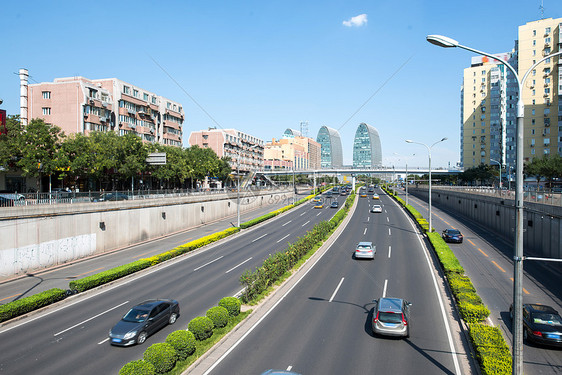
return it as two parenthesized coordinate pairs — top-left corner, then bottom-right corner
(355, 241), (376, 259)
(371, 205), (383, 213)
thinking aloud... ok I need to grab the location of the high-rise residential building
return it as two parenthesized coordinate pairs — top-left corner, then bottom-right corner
(188, 128), (264, 174)
(316, 126), (343, 169)
(263, 133), (320, 171)
(25, 75), (184, 147)
(519, 18), (561, 161)
(460, 17), (561, 174)
(352, 123), (382, 168)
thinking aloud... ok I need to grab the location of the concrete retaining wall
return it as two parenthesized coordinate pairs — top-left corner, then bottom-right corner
(409, 187), (562, 260)
(0, 189), (293, 278)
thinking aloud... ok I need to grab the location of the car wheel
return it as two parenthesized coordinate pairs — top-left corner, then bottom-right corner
(405, 327), (410, 338)
(137, 331), (148, 345)
(169, 312), (177, 325)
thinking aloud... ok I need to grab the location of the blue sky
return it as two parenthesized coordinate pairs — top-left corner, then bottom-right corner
(0, 0), (559, 168)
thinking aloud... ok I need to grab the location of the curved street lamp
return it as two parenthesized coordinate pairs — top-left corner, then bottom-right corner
(427, 33), (562, 374)
(490, 158), (503, 189)
(405, 137), (447, 233)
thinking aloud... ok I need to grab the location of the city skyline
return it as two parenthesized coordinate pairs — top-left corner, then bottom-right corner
(0, 0), (558, 168)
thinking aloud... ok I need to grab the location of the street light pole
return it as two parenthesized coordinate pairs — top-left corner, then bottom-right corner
(490, 158), (502, 189)
(405, 137), (447, 233)
(426, 34), (562, 375)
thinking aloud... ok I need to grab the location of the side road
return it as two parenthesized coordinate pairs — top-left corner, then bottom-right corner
(0, 198), (292, 304)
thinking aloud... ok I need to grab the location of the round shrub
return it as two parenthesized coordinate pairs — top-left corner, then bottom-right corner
(143, 342), (178, 374)
(188, 316), (214, 341)
(119, 360), (155, 375)
(219, 296), (241, 317)
(206, 306), (229, 328)
(166, 330), (196, 360)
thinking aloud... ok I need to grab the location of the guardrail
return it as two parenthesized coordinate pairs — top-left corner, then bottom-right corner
(412, 185), (562, 207)
(0, 185), (296, 208)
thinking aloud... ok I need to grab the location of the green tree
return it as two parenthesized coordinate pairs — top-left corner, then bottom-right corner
(11, 119), (66, 190)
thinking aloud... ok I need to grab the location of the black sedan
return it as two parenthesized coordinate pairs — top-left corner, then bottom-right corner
(442, 229), (463, 243)
(510, 303), (562, 347)
(109, 299), (180, 346)
(100, 192), (129, 201)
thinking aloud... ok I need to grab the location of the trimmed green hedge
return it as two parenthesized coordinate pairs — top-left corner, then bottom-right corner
(165, 330), (196, 360)
(240, 192), (356, 303)
(0, 288), (67, 323)
(118, 360), (155, 375)
(427, 232), (464, 274)
(206, 306), (229, 328)
(188, 316), (214, 341)
(143, 342), (177, 374)
(219, 296), (241, 317)
(69, 259), (152, 293)
(469, 323), (512, 374)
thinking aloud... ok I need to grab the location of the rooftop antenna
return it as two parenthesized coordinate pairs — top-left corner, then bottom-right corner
(539, 0), (544, 19)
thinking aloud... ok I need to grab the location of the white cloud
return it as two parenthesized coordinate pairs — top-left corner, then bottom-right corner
(343, 14), (367, 28)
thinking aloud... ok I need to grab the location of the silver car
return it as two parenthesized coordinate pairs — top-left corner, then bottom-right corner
(372, 297), (411, 337)
(355, 241), (375, 259)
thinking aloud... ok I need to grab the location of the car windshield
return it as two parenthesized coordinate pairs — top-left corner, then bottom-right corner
(357, 245), (371, 249)
(378, 312), (403, 324)
(447, 230), (461, 235)
(533, 313), (562, 326)
(122, 308), (149, 322)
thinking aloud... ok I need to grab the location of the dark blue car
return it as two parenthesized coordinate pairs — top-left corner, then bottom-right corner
(109, 299), (180, 346)
(442, 229), (463, 243)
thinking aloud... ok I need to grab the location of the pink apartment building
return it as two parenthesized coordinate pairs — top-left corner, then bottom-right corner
(25, 74), (183, 146)
(188, 128), (264, 174)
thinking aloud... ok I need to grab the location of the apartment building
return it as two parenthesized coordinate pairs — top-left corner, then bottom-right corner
(264, 138), (308, 171)
(460, 17), (561, 173)
(188, 128), (264, 173)
(25, 74), (183, 147)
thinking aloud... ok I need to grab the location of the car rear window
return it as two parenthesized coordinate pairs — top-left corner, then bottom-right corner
(378, 311), (403, 324)
(533, 313), (562, 326)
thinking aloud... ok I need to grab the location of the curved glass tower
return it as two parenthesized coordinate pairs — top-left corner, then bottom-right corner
(316, 126), (343, 168)
(283, 128), (302, 138)
(353, 123), (382, 168)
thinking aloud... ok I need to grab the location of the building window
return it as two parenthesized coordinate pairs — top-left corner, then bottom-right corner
(533, 30), (536, 36)
(545, 27), (551, 34)
(532, 109), (535, 115)
(531, 129), (535, 135)
(42, 91), (51, 99)
(167, 102), (171, 109)
(532, 119), (536, 125)
(133, 89), (138, 97)
(143, 93), (149, 101)
(152, 96), (157, 104)
(544, 138), (550, 146)
(42, 107), (51, 115)
(123, 86), (130, 94)
(533, 40), (536, 46)
(533, 50), (536, 56)
(544, 108), (550, 115)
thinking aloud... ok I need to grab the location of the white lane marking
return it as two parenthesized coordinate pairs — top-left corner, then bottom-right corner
(98, 337), (109, 345)
(287, 366), (293, 371)
(201, 215), (348, 375)
(300, 212), (306, 216)
(329, 278), (345, 302)
(282, 220), (292, 226)
(388, 246), (392, 258)
(277, 234), (291, 243)
(251, 233), (268, 243)
(364, 228), (367, 235)
(317, 212), (321, 216)
(302, 220), (310, 227)
(389, 195), (462, 374)
(382, 279), (388, 298)
(225, 257), (253, 274)
(194, 256), (224, 271)
(54, 301), (129, 337)
(387, 217), (389, 222)
(388, 228), (391, 236)
(367, 217), (370, 222)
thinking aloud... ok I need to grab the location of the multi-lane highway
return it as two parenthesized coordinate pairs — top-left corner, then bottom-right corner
(0, 192), (340, 374)
(400, 188), (562, 375)
(200, 188), (472, 374)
